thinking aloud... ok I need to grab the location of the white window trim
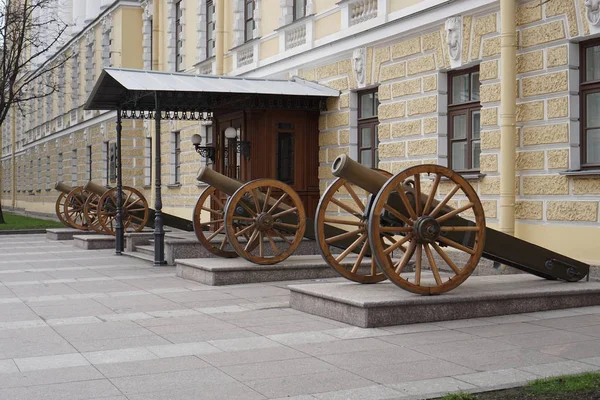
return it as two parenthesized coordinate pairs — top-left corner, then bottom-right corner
(142, 0), (153, 70)
(101, 15), (113, 68)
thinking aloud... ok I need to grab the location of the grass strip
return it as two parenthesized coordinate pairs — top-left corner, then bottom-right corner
(0, 212), (63, 230)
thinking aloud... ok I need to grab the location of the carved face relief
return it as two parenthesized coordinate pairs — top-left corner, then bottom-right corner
(586, 0), (600, 26)
(445, 16), (462, 61)
(352, 47), (366, 87)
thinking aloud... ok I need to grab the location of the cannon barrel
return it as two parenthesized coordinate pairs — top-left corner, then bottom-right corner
(84, 181), (110, 197)
(54, 181), (74, 194)
(331, 154), (590, 282)
(197, 167), (244, 196)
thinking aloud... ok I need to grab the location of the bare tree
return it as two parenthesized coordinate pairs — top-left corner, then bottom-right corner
(0, 0), (70, 223)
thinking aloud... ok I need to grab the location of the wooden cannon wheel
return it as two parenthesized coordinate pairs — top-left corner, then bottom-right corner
(97, 186), (149, 236)
(368, 165), (486, 295)
(83, 193), (106, 234)
(315, 169), (393, 284)
(224, 179), (306, 265)
(63, 187), (91, 231)
(55, 192), (71, 228)
(193, 186), (238, 258)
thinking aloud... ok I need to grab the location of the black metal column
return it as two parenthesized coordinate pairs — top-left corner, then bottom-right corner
(153, 94), (167, 265)
(115, 110), (124, 254)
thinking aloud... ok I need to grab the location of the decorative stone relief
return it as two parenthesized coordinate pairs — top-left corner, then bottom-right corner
(585, 0), (600, 26)
(352, 47), (367, 88)
(445, 16), (462, 68)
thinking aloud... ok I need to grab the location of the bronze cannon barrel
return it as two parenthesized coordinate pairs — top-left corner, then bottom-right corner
(332, 155), (389, 195)
(84, 181), (110, 197)
(197, 167), (243, 196)
(54, 181), (75, 194)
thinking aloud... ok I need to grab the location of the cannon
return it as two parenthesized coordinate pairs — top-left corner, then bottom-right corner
(54, 182), (97, 230)
(316, 155), (590, 295)
(194, 168), (373, 265)
(82, 181), (195, 236)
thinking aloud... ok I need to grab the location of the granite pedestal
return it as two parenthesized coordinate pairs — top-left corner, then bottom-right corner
(73, 235), (115, 250)
(176, 255), (368, 285)
(289, 274), (600, 328)
(46, 228), (100, 240)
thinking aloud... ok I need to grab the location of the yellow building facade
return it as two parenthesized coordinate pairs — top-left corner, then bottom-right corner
(2, 0), (599, 264)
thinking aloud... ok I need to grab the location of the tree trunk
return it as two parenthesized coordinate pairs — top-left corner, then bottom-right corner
(0, 202), (5, 224)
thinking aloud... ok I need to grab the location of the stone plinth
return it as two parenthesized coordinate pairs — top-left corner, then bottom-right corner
(73, 235), (115, 250)
(289, 275), (600, 328)
(46, 228), (99, 240)
(176, 255), (365, 286)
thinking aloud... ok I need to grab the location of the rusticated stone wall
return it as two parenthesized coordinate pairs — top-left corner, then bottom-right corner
(303, 0), (600, 229)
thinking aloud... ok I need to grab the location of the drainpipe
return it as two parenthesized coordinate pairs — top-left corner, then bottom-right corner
(215, 0), (224, 75)
(499, 0), (517, 236)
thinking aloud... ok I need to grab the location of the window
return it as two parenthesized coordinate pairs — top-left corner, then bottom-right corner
(206, 0), (215, 58)
(358, 89), (380, 168)
(173, 132), (181, 184)
(29, 160), (33, 192)
(175, 0), (184, 71)
(145, 137), (152, 186)
(448, 67), (481, 172)
(103, 141), (109, 185)
(294, 0), (306, 20)
(109, 143), (116, 183)
(276, 124), (295, 184)
(58, 153), (63, 181)
(245, 0), (255, 42)
(86, 145), (92, 182)
(37, 158), (41, 191)
(581, 40), (600, 168)
(46, 156), (50, 190)
(71, 149), (77, 185)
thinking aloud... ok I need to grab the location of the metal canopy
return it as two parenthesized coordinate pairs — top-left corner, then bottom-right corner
(85, 68), (339, 112)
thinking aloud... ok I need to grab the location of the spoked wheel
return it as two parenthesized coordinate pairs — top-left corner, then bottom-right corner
(315, 169), (393, 283)
(224, 179), (306, 265)
(63, 187), (90, 230)
(55, 192), (71, 227)
(97, 186), (149, 236)
(368, 165), (486, 295)
(83, 193), (105, 234)
(193, 186), (238, 258)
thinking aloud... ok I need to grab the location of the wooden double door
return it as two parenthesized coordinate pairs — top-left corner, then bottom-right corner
(213, 109), (320, 217)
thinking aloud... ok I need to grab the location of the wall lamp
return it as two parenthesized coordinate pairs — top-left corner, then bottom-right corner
(224, 127), (251, 159)
(191, 134), (215, 163)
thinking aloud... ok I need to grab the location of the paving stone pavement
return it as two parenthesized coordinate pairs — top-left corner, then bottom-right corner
(1, 234), (600, 399)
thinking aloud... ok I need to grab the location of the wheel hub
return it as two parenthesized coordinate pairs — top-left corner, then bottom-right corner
(413, 216), (441, 243)
(256, 212), (274, 231)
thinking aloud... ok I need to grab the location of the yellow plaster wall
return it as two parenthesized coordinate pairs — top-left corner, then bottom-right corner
(315, 12), (341, 41)
(260, 36), (279, 61)
(515, 223), (600, 264)
(120, 8), (144, 69)
(314, 0), (337, 13)
(261, 0), (279, 36)
(390, 0), (422, 12)
(111, 8), (124, 67)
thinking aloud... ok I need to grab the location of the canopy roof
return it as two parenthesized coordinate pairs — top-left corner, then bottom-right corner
(85, 68), (339, 112)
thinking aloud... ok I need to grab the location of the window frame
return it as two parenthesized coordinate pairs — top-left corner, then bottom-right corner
(447, 66), (482, 173)
(173, 131), (181, 184)
(244, 0), (255, 42)
(357, 88), (380, 169)
(580, 38), (600, 169)
(293, 0), (307, 21)
(206, 0), (215, 59)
